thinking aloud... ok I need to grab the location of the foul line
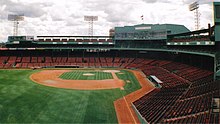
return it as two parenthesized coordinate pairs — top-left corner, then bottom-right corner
(123, 96), (137, 124)
(111, 72), (119, 79)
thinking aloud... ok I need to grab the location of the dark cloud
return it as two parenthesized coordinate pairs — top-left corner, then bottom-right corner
(3, 0), (54, 18)
(199, 0), (213, 5)
(81, 0), (138, 24)
(184, 0), (213, 5)
(69, 13), (82, 20)
(142, 0), (171, 4)
(51, 16), (64, 21)
(142, 0), (158, 3)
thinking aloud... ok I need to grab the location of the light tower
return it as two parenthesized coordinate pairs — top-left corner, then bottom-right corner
(8, 13), (24, 36)
(189, 1), (200, 30)
(84, 16), (98, 36)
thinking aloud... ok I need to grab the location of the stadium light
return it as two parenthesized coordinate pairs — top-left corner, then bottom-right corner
(84, 16), (98, 37)
(189, 1), (200, 30)
(189, 2), (199, 11)
(8, 13), (24, 36)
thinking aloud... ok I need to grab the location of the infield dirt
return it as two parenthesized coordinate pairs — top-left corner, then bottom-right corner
(30, 70), (125, 90)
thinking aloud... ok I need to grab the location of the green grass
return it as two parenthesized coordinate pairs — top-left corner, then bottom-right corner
(59, 70), (113, 80)
(116, 70), (141, 95)
(0, 69), (141, 123)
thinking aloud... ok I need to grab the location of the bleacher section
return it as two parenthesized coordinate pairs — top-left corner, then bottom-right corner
(167, 26), (215, 46)
(132, 61), (219, 123)
(170, 35), (211, 43)
(0, 54), (218, 124)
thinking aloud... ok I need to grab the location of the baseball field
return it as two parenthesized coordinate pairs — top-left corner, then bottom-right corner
(0, 69), (144, 123)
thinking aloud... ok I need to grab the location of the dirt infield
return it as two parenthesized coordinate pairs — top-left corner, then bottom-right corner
(30, 70), (125, 90)
(114, 70), (156, 124)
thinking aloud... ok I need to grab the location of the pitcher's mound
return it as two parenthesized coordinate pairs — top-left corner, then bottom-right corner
(30, 70), (125, 90)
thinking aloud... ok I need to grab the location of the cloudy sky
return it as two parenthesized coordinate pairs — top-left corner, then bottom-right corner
(0, 0), (219, 42)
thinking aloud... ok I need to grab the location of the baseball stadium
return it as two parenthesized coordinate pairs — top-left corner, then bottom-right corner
(0, 1), (220, 124)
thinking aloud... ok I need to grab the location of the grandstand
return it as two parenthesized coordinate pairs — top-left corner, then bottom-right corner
(0, 2), (219, 124)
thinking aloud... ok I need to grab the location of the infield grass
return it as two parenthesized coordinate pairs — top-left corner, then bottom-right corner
(59, 70), (113, 80)
(0, 69), (141, 123)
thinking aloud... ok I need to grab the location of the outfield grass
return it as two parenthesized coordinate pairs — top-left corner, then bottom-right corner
(60, 70), (113, 80)
(0, 69), (141, 123)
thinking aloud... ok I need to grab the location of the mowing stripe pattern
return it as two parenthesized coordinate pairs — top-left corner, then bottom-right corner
(0, 69), (141, 123)
(59, 71), (113, 80)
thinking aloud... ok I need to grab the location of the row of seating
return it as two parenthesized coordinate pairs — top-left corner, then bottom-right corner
(170, 35), (211, 43)
(133, 88), (186, 123)
(163, 113), (219, 124)
(141, 66), (189, 88)
(0, 56), (136, 64)
(161, 62), (213, 82)
(0, 56), (150, 68)
(181, 81), (219, 99)
(132, 61), (218, 123)
(164, 93), (213, 118)
(38, 39), (113, 42)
